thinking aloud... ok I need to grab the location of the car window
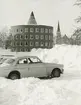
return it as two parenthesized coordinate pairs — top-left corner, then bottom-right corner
(0, 58), (7, 63)
(28, 57), (41, 64)
(17, 58), (28, 64)
(5, 58), (15, 64)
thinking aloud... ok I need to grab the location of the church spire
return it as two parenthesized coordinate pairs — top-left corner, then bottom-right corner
(56, 21), (61, 36)
(56, 21), (62, 44)
(57, 21), (60, 32)
(27, 11), (37, 25)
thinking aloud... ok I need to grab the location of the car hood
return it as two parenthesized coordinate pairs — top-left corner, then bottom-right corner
(44, 62), (64, 68)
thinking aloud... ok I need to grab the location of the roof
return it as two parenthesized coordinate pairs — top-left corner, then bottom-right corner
(27, 11), (37, 25)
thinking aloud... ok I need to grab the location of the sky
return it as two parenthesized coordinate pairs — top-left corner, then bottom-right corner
(0, 0), (81, 36)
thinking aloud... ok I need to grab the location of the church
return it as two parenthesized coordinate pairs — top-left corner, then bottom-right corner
(55, 21), (71, 45)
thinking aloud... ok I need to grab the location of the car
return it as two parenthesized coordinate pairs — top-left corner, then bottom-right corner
(0, 56), (64, 80)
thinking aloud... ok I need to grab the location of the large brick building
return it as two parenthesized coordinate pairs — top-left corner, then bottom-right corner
(10, 11), (53, 52)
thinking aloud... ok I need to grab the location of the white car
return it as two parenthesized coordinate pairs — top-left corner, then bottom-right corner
(0, 56), (64, 80)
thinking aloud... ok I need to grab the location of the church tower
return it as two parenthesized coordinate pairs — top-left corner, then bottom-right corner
(56, 21), (62, 44)
(57, 21), (61, 37)
(28, 11), (37, 25)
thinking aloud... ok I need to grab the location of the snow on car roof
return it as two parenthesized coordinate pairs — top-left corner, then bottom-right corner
(1, 55), (14, 56)
(16, 55), (39, 59)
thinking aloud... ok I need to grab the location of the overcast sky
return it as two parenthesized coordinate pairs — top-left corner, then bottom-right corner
(0, 0), (80, 36)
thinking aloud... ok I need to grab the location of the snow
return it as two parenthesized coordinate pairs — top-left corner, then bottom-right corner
(0, 77), (81, 105)
(0, 45), (81, 105)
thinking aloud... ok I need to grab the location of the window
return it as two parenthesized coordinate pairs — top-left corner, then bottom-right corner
(28, 57), (41, 64)
(20, 48), (24, 52)
(20, 29), (23, 33)
(20, 42), (23, 46)
(35, 35), (39, 39)
(40, 35), (44, 40)
(35, 28), (39, 32)
(5, 58), (15, 64)
(45, 42), (48, 46)
(20, 35), (23, 39)
(15, 35), (18, 39)
(45, 35), (48, 40)
(41, 28), (44, 33)
(35, 42), (39, 46)
(24, 49), (28, 52)
(17, 29), (18, 32)
(25, 41), (28, 46)
(30, 34), (34, 39)
(30, 42), (33, 46)
(16, 35), (18, 39)
(49, 35), (51, 40)
(17, 58), (28, 64)
(49, 29), (51, 33)
(49, 29), (52, 33)
(40, 42), (44, 47)
(30, 28), (34, 32)
(25, 28), (28, 32)
(45, 29), (48, 33)
(49, 42), (51, 47)
(25, 35), (28, 39)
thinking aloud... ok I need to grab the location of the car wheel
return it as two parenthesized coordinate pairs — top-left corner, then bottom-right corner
(51, 69), (60, 78)
(8, 73), (20, 80)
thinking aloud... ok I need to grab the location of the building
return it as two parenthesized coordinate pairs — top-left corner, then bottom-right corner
(10, 11), (53, 52)
(56, 21), (70, 45)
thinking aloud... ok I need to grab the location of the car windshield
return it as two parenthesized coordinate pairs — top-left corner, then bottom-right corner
(0, 58), (7, 64)
(4, 58), (15, 64)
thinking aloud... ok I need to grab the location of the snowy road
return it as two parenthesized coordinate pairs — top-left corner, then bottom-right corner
(59, 71), (81, 80)
(0, 71), (81, 105)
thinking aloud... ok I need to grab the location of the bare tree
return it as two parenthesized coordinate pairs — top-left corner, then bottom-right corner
(75, 0), (81, 23)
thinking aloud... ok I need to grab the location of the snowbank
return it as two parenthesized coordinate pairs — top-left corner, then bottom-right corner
(0, 77), (81, 105)
(1, 45), (81, 72)
(30, 45), (81, 72)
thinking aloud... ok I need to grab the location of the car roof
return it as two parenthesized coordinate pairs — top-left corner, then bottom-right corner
(16, 56), (38, 59)
(0, 55), (39, 61)
(0, 55), (15, 58)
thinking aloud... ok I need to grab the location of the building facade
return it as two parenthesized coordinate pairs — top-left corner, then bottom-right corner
(10, 12), (53, 52)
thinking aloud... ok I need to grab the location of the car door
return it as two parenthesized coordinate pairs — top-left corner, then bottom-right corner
(27, 57), (47, 77)
(14, 58), (29, 77)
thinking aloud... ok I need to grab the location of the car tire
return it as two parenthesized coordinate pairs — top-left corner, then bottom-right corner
(51, 69), (60, 78)
(8, 72), (20, 80)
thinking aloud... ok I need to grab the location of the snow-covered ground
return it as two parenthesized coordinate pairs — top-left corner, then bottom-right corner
(0, 45), (81, 105)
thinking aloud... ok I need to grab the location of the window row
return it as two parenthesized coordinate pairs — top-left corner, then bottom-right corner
(12, 41), (52, 47)
(14, 34), (53, 40)
(12, 48), (30, 52)
(12, 28), (53, 33)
